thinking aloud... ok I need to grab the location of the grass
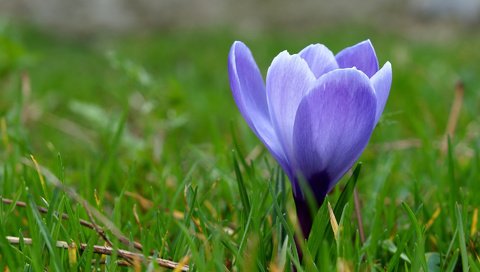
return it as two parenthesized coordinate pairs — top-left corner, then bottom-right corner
(1, 21), (480, 270)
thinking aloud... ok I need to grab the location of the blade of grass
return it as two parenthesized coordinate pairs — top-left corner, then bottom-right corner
(401, 202), (427, 272)
(386, 232), (414, 271)
(230, 122), (251, 175)
(468, 256), (480, 272)
(333, 164), (362, 219)
(447, 137), (459, 213)
(445, 250), (460, 272)
(27, 192), (63, 271)
(455, 203), (469, 272)
(267, 183), (300, 263)
(232, 151), (251, 219)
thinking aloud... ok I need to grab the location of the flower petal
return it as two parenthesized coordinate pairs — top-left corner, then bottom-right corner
(371, 62), (392, 124)
(299, 44), (339, 78)
(228, 41), (287, 166)
(335, 40), (379, 78)
(266, 51), (316, 166)
(292, 68), (377, 198)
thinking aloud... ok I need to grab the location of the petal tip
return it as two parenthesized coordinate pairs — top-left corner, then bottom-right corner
(335, 39), (379, 77)
(278, 50), (293, 58)
(230, 41), (251, 57)
(302, 43), (324, 51)
(231, 40), (245, 48)
(363, 39), (373, 45)
(270, 50), (306, 69)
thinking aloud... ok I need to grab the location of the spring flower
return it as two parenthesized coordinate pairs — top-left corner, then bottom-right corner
(228, 40), (392, 237)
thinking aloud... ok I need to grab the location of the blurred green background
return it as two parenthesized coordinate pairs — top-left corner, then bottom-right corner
(0, 17), (478, 176)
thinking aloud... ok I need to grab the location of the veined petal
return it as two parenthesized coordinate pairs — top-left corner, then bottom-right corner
(292, 68), (377, 198)
(336, 40), (379, 78)
(228, 41), (287, 166)
(266, 51), (316, 166)
(371, 62), (392, 124)
(228, 41), (268, 127)
(299, 44), (339, 78)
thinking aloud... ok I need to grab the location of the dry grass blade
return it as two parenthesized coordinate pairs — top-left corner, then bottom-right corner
(372, 138), (422, 151)
(425, 207), (441, 230)
(125, 191), (154, 210)
(173, 255), (191, 272)
(6, 236), (189, 271)
(327, 202), (339, 242)
(43, 113), (98, 147)
(1, 118), (11, 153)
(353, 188), (365, 243)
(81, 200), (135, 266)
(245, 145), (262, 163)
(471, 208), (478, 236)
(441, 81), (464, 154)
(0, 197), (141, 252)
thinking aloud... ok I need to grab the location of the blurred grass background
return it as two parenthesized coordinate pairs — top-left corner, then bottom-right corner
(0, 12), (480, 270)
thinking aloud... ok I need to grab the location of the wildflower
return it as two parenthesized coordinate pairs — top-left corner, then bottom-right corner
(228, 40), (392, 236)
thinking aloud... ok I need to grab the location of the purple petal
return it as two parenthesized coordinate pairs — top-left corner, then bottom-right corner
(292, 68), (377, 197)
(336, 40), (379, 78)
(266, 51), (316, 166)
(371, 62), (392, 124)
(299, 44), (339, 78)
(228, 41), (287, 166)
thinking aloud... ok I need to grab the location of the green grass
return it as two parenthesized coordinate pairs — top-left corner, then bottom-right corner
(1, 22), (480, 270)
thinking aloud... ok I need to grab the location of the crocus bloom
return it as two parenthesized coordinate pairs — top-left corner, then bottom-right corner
(228, 40), (392, 237)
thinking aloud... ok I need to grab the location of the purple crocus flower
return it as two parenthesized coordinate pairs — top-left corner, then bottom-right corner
(228, 40), (392, 237)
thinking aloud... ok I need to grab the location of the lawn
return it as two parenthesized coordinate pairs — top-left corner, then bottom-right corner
(0, 22), (479, 270)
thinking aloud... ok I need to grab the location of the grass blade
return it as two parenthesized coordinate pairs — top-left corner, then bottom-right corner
(455, 203), (469, 272)
(232, 151), (251, 219)
(27, 193), (62, 271)
(401, 202), (427, 272)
